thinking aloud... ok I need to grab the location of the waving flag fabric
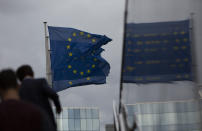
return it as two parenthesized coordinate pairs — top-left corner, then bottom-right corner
(48, 26), (111, 92)
(123, 20), (192, 83)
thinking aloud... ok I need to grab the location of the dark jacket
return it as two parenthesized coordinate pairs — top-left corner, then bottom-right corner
(19, 78), (61, 131)
(0, 99), (42, 131)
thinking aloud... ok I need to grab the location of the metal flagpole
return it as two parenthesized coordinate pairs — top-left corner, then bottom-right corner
(190, 13), (202, 130)
(113, 101), (120, 131)
(118, 0), (138, 130)
(189, 13), (198, 83)
(43, 22), (52, 87)
(118, 0), (130, 130)
(119, 0), (129, 113)
(189, 13), (201, 98)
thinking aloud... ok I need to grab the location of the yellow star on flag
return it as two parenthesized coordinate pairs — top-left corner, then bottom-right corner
(181, 46), (187, 50)
(173, 32), (178, 35)
(183, 38), (188, 42)
(181, 31), (185, 35)
(68, 38), (72, 42)
(87, 69), (91, 73)
(92, 64), (95, 68)
(73, 70), (77, 74)
(92, 39), (96, 43)
(69, 52), (72, 56)
(66, 45), (70, 49)
(73, 33), (76, 37)
(80, 32), (84, 35)
(69, 81), (72, 85)
(68, 65), (72, 69)
(137, 41), (143, 45)
(176, 39), (180, 43)
(80, 72), (84, 75)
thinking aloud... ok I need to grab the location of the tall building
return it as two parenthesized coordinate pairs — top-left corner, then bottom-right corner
(125, 100), (202, 131)
(55, 107), (100, 131)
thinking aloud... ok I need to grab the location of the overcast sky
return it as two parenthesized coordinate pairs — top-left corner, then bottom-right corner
(1, 0), (202, 130)
(0, 0), (125, 130)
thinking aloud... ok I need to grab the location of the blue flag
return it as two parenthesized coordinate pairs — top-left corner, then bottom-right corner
(123, 20), (192, 83)
(48, 26), (112, 92)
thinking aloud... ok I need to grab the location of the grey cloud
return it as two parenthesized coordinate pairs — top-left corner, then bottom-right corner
(0, 0), (37, 14)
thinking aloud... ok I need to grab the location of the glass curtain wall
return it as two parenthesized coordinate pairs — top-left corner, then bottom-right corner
(55, 107), (100, 131)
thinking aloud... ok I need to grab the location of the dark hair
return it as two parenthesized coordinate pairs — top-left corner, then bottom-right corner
(0, 69), (17, 90)
(16, 65), (34, 82)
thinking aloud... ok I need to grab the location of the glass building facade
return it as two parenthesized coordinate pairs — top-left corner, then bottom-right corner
(105, 124), (115, 131)
(55, 107), (100, 131)
(126, 100), (202, 131)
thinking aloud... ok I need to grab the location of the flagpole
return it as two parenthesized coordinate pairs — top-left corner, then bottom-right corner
(113, 101), (120, 131)
(119, 0), (129, 113)
(189, 13), (200, 97)
(190, 13), (202, 130)
(189, 13), (197, 83)
(43, 22), (52, 87)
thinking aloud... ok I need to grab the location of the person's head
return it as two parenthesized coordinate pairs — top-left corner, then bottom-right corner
(0, 69), (18, 95)
(16, 65), (34, 82)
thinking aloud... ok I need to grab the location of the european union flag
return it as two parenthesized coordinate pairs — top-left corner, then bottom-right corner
(123, 20), (192, 83)
(48, 26), (112, 92)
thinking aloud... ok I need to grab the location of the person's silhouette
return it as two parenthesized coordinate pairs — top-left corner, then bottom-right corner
(16, 65), (62, 131)
(0, 69), (42, 131)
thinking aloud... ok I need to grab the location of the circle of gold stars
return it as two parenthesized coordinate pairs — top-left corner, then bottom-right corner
(66, 32), (99, 86)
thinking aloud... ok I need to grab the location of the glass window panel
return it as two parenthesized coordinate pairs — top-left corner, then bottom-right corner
(86, 109), (92, 118)
(151, 103), (160, 114)
(63, 109), (68, 119)
(141, 104), (154, 114)
(68, 109), (74, 119)
(139, 114), (160, 126)
(186, 101), (198, 112)
(161, 112), (178, 125)
(92, 109), (99, 119)
(127, 106), (134, 115)
(126, 105), (134, 115)
(127, 116), (134, 127)
(75, 119), (81, 130)
(92, 119), (99, 130)
(62, 119), (68, 130)
(68, 119), (75, 130)
(161, 103), (176, 113)
(86, 119), (93, 130)
(80, 109), (86, 118)
(74, 109), (80, 119)
(81, 119), (87, 130)
(56, 118), (63, 130)
(133, 105), (138, 113)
